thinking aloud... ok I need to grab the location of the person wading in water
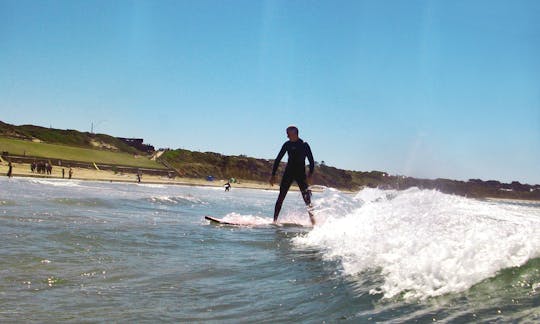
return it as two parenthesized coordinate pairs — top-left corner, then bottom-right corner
(269, 126), (315, 225)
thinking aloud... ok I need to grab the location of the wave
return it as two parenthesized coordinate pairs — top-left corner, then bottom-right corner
(50, 197), (115, 208)
(137, 183), (167, 188)
(294, 187), (540, 300)
(147, 195), (207, 205)
(28, 179), (82, 187)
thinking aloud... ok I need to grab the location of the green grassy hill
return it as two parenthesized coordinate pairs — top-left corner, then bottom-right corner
(0, 121), (142, 154)
(0, 137), (165, 169)
(0, 121), (163, 169)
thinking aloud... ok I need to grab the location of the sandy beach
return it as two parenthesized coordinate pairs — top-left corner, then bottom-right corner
(0, 161), (277, 191)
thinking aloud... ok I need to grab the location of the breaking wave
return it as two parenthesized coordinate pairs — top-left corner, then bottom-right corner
(294, 187), (540, 300)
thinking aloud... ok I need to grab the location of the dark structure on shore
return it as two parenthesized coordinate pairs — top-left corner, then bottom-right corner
(116, 138), (154, 153)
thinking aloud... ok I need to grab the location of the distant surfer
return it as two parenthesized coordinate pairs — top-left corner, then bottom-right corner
(224, 181), (231, 192)
(269, 126), (315, 225)
(7, 161), (13, 178)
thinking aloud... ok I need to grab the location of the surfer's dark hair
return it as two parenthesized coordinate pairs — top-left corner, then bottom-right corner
(286, 125), (299, 135)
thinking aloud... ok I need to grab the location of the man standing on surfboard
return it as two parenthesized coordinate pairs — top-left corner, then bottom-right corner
(269, 126), (316, 225)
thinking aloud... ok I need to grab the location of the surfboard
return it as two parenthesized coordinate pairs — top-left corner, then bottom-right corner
(205, 216), (240, 225)
(204, 215), (308, 228)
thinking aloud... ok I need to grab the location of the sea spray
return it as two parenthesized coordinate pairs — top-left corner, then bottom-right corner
(220, 212), (273, 226)
(294, 187), (540, 300)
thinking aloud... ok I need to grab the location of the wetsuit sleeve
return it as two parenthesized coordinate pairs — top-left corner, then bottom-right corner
(272, 143), (287, 176)
(305, 142), (315, 175)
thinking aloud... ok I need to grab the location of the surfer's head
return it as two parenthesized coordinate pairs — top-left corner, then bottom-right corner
(286, 125), (299, 141)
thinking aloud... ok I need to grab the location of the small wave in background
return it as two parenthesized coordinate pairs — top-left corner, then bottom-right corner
(147, 195), (207, 205)
(50, 197), (115, 208)
(29, 179), (82, 187)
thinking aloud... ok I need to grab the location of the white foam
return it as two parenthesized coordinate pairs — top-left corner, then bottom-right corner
(149, 195), (205, 204)
(353, 187), (398, 203)
(28, 179), (81, 187)
(150, 196), (177, 204)
(273, 187), (356, 227)
(137, 183), (166, 188)
(294, 187), (540, 300)
(215, 212), (311, 227)
(221, 212), (272, 226)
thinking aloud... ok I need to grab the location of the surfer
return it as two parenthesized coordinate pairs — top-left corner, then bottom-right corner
(269, 126), (316, 225)
(7, 161), (13, 178)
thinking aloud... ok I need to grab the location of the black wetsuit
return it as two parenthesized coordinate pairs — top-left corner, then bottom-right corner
(272, 139), (315, 221)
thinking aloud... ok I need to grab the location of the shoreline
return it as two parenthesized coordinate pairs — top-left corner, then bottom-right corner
(483, 197), (540, 205)
(3, 162), (538, 201)
(0, 161), (284, 191)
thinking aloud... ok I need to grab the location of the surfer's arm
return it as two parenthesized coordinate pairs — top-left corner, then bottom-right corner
(305, 142), (314, 176)
(271, 143), (287, 176)
(270, 143), (287, 186)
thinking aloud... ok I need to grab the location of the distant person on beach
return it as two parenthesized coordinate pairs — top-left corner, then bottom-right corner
(269, 126), (315, 225)
(137, 170), (142, 183)
(37, 161), (45, 174)
(7, 161), (13, 177)
(68, 167), (73, 179)
(224, 181), (231, 192)
(62, 168), (65, 178)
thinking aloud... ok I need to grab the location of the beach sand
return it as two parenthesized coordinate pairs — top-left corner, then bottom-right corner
(0, 161), (287, 191)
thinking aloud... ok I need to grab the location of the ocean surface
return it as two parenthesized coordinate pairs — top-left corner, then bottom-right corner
(1, 177), (539, 322)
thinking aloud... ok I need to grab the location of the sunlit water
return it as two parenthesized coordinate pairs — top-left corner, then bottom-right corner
(1, 177), (539, 322)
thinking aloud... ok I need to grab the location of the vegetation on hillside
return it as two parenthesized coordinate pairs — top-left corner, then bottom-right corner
(0, 137), (165, 169)
(161, 149), (274, 180)
(0, 121), (143, 154)
(160, 149), (540, 199)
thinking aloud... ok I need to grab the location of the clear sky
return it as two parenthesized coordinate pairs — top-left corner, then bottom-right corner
(1, 0), (539, 184)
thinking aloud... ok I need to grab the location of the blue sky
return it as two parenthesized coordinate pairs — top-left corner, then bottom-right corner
(1, 0), (539, 184)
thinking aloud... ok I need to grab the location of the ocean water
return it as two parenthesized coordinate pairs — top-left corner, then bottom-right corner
(1, 177), (539, 322)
